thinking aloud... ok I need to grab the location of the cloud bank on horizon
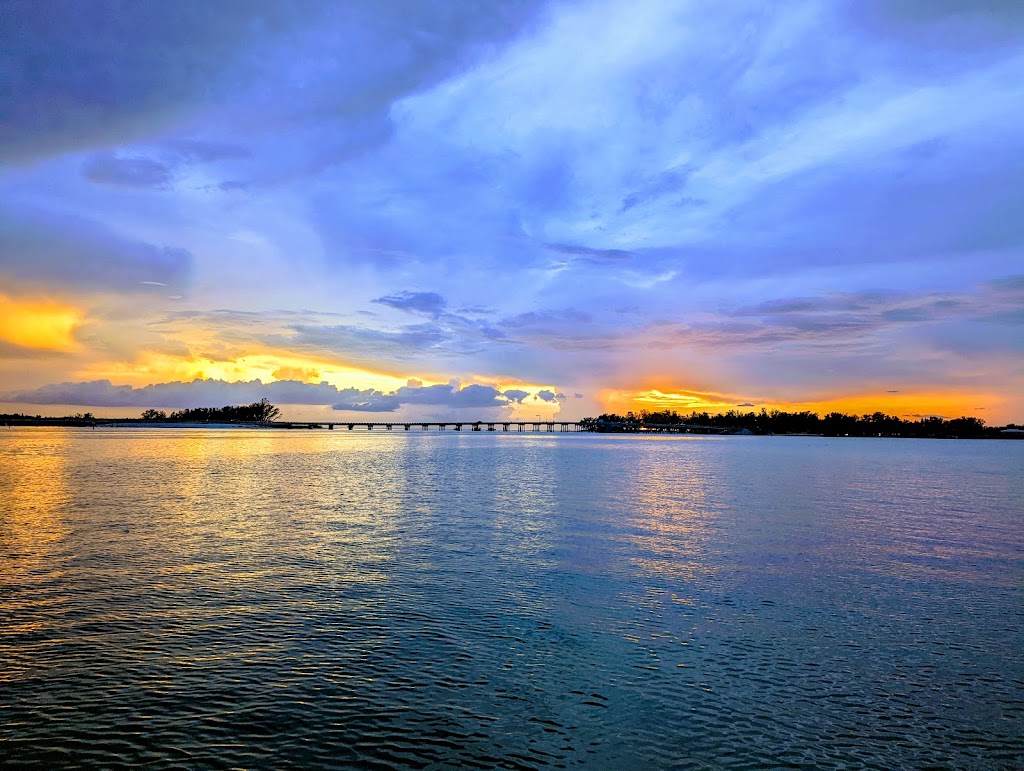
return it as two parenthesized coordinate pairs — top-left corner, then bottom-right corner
(1, 0), (1022, 422)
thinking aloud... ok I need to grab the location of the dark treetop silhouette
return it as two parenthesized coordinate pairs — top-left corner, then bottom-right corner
(139, 398), (281, 423)
(579, 409), (1020, 439)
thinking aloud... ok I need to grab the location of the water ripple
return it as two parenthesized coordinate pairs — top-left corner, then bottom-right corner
(1, 430), (1022, 768)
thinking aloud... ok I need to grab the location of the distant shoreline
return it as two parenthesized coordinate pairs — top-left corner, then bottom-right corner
(2, 417), (1022, 439)
(0, 419), (259, 429)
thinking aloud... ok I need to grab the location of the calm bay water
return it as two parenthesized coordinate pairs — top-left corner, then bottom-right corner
(1, 428), (1022, 769)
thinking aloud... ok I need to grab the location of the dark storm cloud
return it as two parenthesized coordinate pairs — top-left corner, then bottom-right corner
(0, 206), (192, 292)
(0, 0), (548, 166)
(0, 0), (293, 163)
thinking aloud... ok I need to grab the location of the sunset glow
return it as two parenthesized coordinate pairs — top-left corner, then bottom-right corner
(607, 387), (1004, 423)
(0, 295), (82, 353)
(1, 2), (1021, 424)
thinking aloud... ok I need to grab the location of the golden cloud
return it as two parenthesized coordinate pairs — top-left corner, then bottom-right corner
(0, 294), (82, 352)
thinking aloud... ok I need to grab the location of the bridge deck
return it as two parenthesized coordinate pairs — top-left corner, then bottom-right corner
(269, 421), (585, 431)
(266, 421), (728, 433)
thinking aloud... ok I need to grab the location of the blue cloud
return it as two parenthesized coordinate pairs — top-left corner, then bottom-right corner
(83, 153), (173, 189)
(372, 291), (448, 317)
(1, 0), (547, 169)
(3, 377), (527, 417)
(0, 205), (192, 292)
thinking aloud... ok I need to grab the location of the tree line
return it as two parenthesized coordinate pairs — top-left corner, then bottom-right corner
(580, 408), (1022, 439)
(140, 398), (281, 423)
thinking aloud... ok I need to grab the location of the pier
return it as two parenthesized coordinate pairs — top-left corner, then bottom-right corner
(269, 421), (586, 432)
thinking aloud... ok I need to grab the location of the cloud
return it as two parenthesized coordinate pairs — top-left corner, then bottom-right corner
(267, 315), (510, 366)
(1, 378), (339, 408)
(658, 286), (1015, 353)
(1, 0), (547, 169)
(272, 366), (320, 382)
(843, 1), (1024, 57)
(492, 308), (624, 352)
(334, 383), (509, 412)
(619, 168), (695, 213)
(503, 389), (529, 403)
(281, 323), (446, 359)
(372, 291), (448, 317)
(0, 1), (289, 163)
(0, 206), (192, 292)
(0, 340), (72, 361)
(147, 307), (510, 374)
(165, 139), (251, 163)
(82, 153), (174, 189)
(3, 377), (538, 416)
(333, 393), (400, 412)
(546, 243), (636, 262)
(736, 402), (755, 407)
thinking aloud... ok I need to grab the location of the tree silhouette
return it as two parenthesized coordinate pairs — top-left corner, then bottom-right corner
(582, 409), (995, 438)
(164, 400), (281, 423)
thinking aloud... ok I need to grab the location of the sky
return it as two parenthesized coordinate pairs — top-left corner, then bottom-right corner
(1, 0), (1022, 423)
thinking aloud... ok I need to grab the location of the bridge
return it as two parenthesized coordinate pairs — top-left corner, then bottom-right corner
(267, 420), (737, 434)
(270, 420), (586, 432)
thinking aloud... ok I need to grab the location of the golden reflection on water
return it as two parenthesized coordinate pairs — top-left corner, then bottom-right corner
(618, 438), (721, 582)
(483, 436), (560, 556)
(0, 428), (71, 585)
(135, 430), (412, 589)
(0, 429), (73, 647)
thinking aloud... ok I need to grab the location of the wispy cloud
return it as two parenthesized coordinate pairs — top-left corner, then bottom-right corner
(372, 291), (448, 317)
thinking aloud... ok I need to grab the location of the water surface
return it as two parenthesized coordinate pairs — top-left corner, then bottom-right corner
(2, 429), (1022, 768)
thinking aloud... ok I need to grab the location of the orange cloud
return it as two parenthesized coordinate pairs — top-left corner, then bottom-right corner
(599, 387), (745, 414)
(602, 386), (1004, 422)
(0, 294), (82, 352)
(75, 349), (413, 393)
(272, 365), (321, 382)
(782, 390), (1001, 421)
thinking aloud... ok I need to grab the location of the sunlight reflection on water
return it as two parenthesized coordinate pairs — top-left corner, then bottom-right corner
(1, 429), (1022, 768)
